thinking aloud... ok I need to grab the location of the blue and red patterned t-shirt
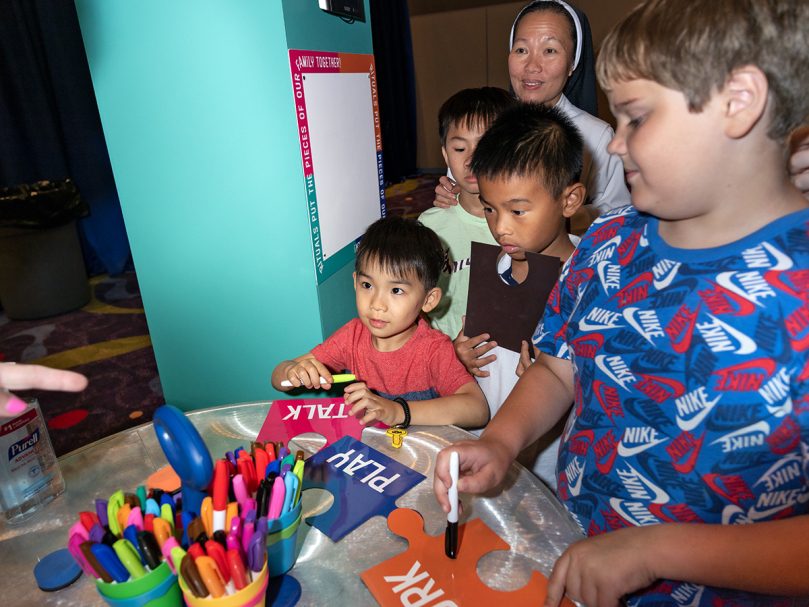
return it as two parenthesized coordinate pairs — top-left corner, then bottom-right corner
(535, 206), (809, 606)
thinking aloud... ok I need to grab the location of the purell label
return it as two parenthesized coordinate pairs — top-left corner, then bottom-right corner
(0, 409), (37, 436)
(8, 429), (39, 460)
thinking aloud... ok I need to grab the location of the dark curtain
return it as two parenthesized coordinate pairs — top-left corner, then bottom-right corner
(370, 0), (418, 184)
(0, 0), (130, 275)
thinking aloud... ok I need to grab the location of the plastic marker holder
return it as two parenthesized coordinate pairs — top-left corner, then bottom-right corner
(280, 373), (356, 387)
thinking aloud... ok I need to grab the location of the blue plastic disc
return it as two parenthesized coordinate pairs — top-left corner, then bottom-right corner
(266, 573), (302, 606)
(34, 548), (82, 592)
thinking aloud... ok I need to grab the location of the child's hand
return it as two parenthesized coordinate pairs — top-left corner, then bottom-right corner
(515, 340), (538, 377)
(343, 382), (401, 426)
(433, 176), (460, 209)
(433, 437), (513, 512)
(281, 357), (333, 390)
(545, 526), (659, 607)
(789, 125), (809, 198)
(454, 317), (497, 377)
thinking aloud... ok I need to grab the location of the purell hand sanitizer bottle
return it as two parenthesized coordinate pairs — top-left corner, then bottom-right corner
(0, 398), (65, 522)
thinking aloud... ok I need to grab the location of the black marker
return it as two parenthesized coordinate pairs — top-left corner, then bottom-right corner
(444, 451), (459, 559)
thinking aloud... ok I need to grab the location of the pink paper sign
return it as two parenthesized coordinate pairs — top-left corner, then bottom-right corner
(257, 398), (366, 447)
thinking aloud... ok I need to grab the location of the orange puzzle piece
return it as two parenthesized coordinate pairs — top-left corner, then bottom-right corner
(361, 508), (574, 607)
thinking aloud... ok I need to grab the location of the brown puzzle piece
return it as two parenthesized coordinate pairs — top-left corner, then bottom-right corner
(361, 508), (573, 607)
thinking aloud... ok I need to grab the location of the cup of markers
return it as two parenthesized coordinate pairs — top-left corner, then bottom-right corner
(177, 440), (305, 606)
(66, 487), (183, 607)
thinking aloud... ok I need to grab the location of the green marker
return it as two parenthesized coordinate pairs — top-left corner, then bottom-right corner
(280, 373), (356, 387)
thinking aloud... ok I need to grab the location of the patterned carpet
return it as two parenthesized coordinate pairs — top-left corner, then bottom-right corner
(0, 174), (440, 456)
(385, 172), (441, 219)
(0, 272), (163, 456)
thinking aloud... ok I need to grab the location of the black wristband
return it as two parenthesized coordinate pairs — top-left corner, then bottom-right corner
(392, 397), (411, 429)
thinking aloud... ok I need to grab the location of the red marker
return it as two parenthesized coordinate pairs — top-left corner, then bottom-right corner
(205, 540), (235, 594)
(187, 542), (205, 561)
(79, 511), (99, 531)
(254, 447), (269, 480)
(227, 548), (249, 590)
(237, 457), (257, 496)
(212, 459), (229, 533)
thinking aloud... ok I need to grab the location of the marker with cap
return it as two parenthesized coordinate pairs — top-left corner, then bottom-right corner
(280, 373), (356, 387)
(444, 451), (459, 559)
(212, 459), (229, 533)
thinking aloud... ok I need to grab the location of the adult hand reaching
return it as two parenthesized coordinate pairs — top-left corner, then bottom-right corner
(0, 363), (87, 417)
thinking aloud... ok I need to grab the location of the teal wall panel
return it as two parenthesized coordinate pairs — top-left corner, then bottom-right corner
(75, 1), (375, 409)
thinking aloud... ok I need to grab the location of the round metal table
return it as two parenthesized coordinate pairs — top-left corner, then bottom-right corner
(0, 402), (583, 606)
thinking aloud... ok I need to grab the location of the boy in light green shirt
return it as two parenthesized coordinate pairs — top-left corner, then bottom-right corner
(419, 87), (515, 339)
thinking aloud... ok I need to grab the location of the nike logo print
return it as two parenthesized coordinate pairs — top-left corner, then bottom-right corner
(595, 355), (636, 391)
(566, 457), (585, 497)
(715, 272), (763, 308)
(652, 260), (681, 290)
(766, 396), (793, 417)
(760, 242), (793, 271)
(675, 393), (721, 432)
(622, 307), (664, 343)
(698, 314), (758, 355)
(618, 435), (669, 457)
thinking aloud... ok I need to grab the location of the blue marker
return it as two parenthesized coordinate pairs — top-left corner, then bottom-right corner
(145, 498), (161, 517)
(283, 472), (298, 513)
(91, 543), (130, 583)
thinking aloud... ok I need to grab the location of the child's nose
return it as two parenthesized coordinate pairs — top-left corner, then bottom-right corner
(370, 292), (386, 310)
(607, 127), (627, 156)
(494, 214), (511, 237)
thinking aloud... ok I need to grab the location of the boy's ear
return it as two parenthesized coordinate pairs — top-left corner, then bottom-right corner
(352, 271), (358, 291)
(441, 145), (449, 166)
(421, 287), (442, 314)
(560, 182), (586, 218)
(722, 65), (769, 139)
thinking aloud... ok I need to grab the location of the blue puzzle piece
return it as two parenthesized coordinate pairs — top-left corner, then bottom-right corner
(302, 436), (425, 541)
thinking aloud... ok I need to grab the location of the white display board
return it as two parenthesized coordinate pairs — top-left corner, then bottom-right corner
(290, 51), (385, 283)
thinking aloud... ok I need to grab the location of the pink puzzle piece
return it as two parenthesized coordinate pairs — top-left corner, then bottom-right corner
(258, 397), (368, 447)
(361, 508), (573, 607)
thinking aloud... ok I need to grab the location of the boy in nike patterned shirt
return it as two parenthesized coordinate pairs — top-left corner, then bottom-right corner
(434, 1), (809, 605)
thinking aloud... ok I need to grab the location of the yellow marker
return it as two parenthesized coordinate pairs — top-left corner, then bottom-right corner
(293, 458), (305, 505)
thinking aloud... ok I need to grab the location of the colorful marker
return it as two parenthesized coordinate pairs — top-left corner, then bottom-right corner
(280, 373), (356, 387)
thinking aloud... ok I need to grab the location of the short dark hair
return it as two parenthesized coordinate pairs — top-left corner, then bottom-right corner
(438, 87), (516, 146)
(597, 0), (809, 141)
(470, 102), (583, 199)
(355, 216), (444, 291)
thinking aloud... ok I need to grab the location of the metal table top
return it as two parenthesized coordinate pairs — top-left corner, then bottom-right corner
(0, 401), (583, 606)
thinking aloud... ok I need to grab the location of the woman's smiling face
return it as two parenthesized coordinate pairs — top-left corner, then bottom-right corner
(508, 10), (574, 106)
